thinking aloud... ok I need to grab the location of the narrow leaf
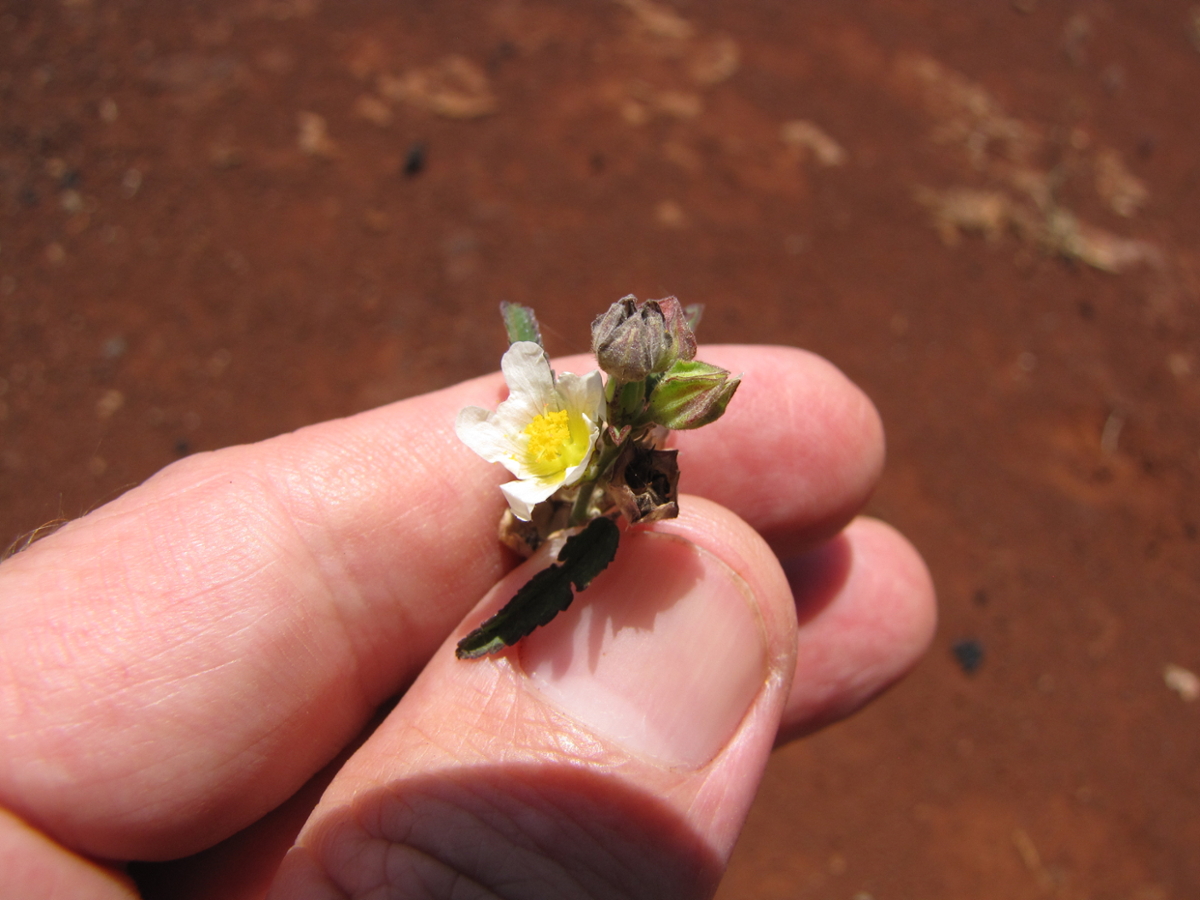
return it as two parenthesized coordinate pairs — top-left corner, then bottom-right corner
(456, 516), (620, 659)
(683, 303), (704, 333)
(500, 301), (544, 348)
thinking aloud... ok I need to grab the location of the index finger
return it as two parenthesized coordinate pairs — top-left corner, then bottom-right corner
(0, 344), (882, 861)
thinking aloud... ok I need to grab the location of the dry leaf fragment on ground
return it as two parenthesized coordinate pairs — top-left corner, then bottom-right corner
(1164, 664), (1200, 701)
(915, 187), (1022, 244)
(618, 0), (695, 41)
(915, 186), (1162, 272)
(1042, 208), (1162, 272)
(352, 94), (393, 127)
(900, 51), (1152, 220)
(688, 35), (740, 85)
(297, 111), (337, 157)
(378, 55), (496, 119)
(1094, 148), (1149, 217)
(623, 82), (703, 120)
(902, 54), (1163, 273)
(896, 53), (1038, 171)
(781, 120), (847, 167)
(609, 0), (739, 130)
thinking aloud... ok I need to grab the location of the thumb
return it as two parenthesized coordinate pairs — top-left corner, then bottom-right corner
(269, 496), (797, 900)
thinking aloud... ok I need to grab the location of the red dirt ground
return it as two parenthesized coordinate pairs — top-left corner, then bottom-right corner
(2, 1), (1198, 897)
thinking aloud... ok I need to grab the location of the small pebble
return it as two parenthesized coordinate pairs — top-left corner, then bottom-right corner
(953, 639), (985, 674)
(403, 142), (426, 177)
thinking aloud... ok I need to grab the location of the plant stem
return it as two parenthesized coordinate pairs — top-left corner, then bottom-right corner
(568, 480), (595, 527)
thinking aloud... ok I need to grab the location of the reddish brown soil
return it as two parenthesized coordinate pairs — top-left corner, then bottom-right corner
(3, 1), (1199, 897)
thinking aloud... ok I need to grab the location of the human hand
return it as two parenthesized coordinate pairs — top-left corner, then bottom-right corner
(0, 346), (935, 899)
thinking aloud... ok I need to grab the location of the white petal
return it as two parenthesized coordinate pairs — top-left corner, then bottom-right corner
(500, 341), (556, 421)
(460, 347), (608, 521)
(455, 406), (532, 478)
(559, 424), (598, 488)
(488, 392), (537, 437)
(455, 407), (511, 462)
(501, 477), (560, 520)
(555, 369), (606, 423)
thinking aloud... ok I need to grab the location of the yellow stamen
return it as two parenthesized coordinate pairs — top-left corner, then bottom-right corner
(520, 407), (590, 480)
(524, 409), (571, 462)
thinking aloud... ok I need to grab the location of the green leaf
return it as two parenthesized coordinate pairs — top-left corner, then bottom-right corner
(456, 516), (621, 659)
(500, 301), (544, 348)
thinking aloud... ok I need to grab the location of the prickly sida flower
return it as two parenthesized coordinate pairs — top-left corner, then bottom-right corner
(455, 341), (606, 521)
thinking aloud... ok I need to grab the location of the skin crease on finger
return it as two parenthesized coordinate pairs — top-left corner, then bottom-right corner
(0, 345), (887, 866)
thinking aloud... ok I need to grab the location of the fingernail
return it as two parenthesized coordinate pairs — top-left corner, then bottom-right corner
(519, 530), (767, 769)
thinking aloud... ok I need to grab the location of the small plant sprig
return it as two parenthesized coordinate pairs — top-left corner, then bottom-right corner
(454, 296), (740, 659)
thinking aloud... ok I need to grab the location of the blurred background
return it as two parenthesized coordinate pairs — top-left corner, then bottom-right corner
(2, 1), (1198, 897)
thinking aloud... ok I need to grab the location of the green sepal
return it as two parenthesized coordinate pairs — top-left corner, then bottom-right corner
(616, 378), (647, 419)
(500, 301), (543, 348)
(647, 359), (740, 429)
(456, 516), (620, 659)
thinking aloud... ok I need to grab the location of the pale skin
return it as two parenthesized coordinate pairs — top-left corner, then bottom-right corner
(0, 346), (936, 899)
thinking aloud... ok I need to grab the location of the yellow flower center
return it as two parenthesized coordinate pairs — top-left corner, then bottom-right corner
(525, 409), (570, 461)
(522, 408), (590, 478)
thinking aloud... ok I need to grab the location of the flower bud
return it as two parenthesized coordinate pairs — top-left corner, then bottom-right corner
(591, 295), (697, 383)
(647, 359), (740, 430)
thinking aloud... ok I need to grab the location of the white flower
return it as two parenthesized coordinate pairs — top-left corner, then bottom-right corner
(456, 341), (606, 520)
